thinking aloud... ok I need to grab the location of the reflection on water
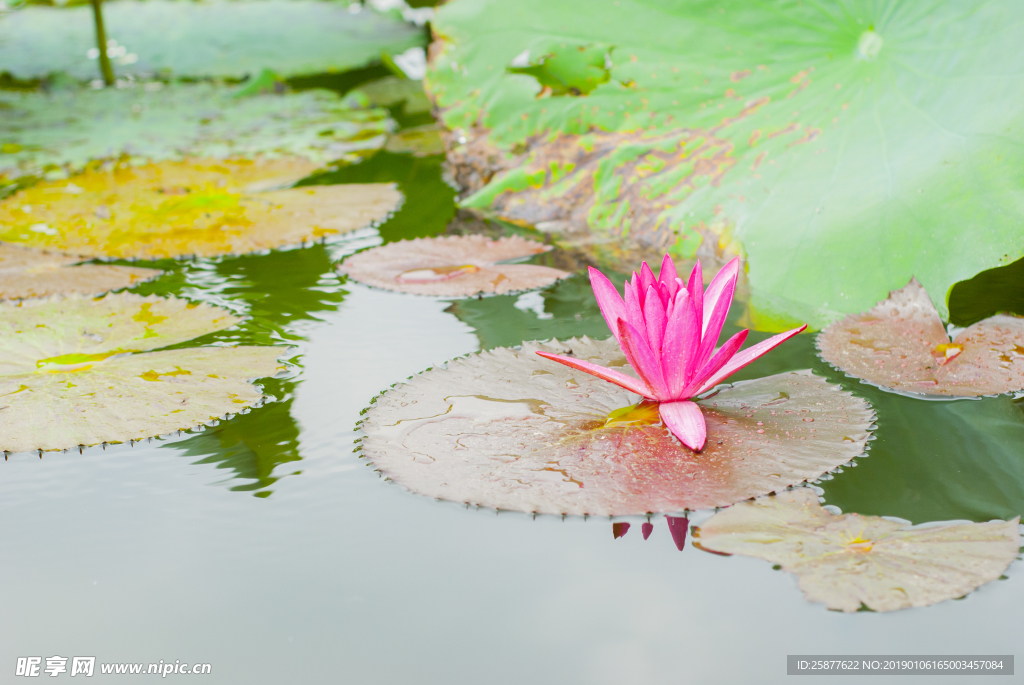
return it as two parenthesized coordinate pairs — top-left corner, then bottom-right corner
(820, 392), (1024, 523)
(612, 517), (689, 551)
(305, 150), (456, 244)
(170, 379), (302, 497)
(445, 274), (611, 350)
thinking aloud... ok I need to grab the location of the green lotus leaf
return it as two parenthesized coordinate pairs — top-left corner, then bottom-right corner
(948, 254), (1024, 327)
(426, 0), (1024, 330)
(0, 292), (286, 453)
(0, 83), (390, 182)
(693, 488), (1020, 613)
(0, 0), (424, 81)
(507, 43), (612, 96)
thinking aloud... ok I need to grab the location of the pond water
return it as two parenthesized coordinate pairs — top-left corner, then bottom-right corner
(1, 97), (1022, 684)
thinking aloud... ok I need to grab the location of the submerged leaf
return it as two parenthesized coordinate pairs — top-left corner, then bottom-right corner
(385, 125), (446, 157)
(0, 0), (423, 81)
(0, 84), (391, 181)
(359, 337), (873, 515)
(0, 293), (285, 453)
(818, 279), (1024, 396)
(693, 488), (1020, 613)
(0, 243), (160, 299)
(427, 0), (1024, 330)
(0, 159), (402, 259)
(338, 235), (569, 296)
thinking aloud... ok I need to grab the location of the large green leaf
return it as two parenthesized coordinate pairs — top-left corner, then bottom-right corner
(0, 0), (424, 81)
(427, 0), (1024, 330)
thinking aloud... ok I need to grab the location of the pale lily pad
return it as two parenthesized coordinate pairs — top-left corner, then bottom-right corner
(0, 158), (402, 259)
(0, 292), (286, 453)
(0, 243), (160, 299)
(817, 279), (1024, 397)
(427, 0), (1024, 330)
(359, 337), (873, 515)
(0, 83), (391, 181)
(338, 235), (569, 296)
(0, 0), (423, 81)
(692, 488), (1020, 613)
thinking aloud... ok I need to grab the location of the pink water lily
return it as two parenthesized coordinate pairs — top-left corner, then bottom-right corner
(537, 255), (806, 451)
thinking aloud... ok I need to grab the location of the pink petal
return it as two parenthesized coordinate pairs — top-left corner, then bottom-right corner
(686, 260), (703, 333)
(623, 280), (647, 345)
(618, 318), (671, 400)
(658, 400), (707, 451)
(702, 257), (740, 335)
(642, 522), (654, 540)
(660, 289), (700, 397)
(666, 516), (689, 551)
(683, 329), (748, 398)
(657, 254), (679, 296)
(693, 267), (738, 373)
(638, 262), (657, 307)
(588, 267), (627, 344)
(535, 351), (654, 398)
(657, 281), (672, 308)
(612, 522), (630, 539)
(694, 324), (808, 395)
(643, 285), (667, 353)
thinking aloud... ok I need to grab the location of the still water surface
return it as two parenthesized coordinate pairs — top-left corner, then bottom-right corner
(0, 150), (1021, 684)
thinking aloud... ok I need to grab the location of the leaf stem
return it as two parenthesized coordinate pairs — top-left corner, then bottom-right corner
(90, 0), (115, 87)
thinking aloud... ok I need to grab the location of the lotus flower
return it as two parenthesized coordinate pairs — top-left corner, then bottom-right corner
(537, 255), (806, 451)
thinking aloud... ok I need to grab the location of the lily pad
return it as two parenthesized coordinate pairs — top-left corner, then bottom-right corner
(427, 0), (1024, 330)
(0, 243), (160, 300)
(338, 235), (569, 296)
(0, 292), (286, 453)
(817, 279), (1024, 397)
(0, 0), (423, 81)
(0, 83), (391, 182)
(692, 488), (1020, 613)
(359, 337), (874, 515)
(0, 158), (402, 259)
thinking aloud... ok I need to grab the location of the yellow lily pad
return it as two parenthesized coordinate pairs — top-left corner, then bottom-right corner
(0, 292), (286, 453)
(0, 243), (160, 300)
(0, 159), (402, 259)
(692, 488), (1020, 613)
